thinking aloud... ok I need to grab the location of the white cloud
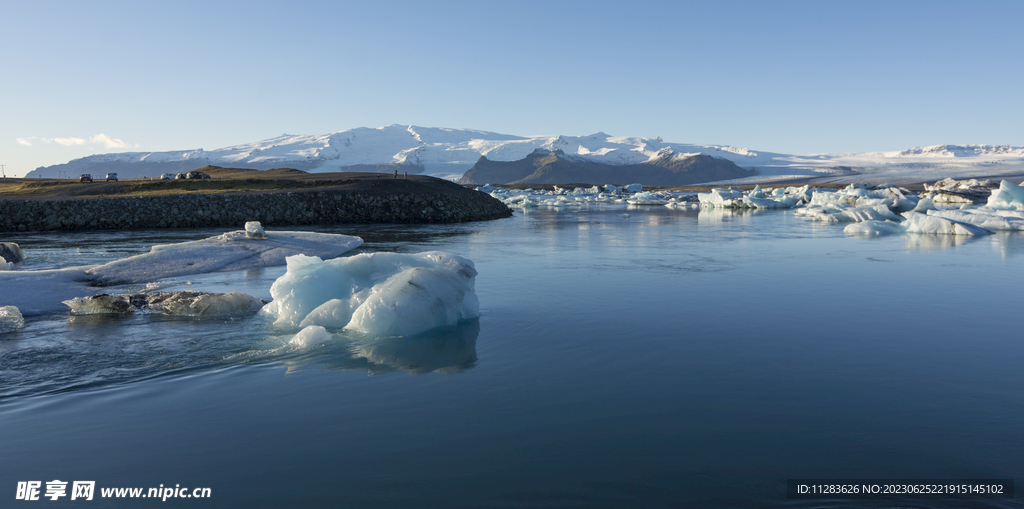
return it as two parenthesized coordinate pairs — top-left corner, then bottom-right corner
(16, 133), (137, 150)
(90, 133), (132, 149)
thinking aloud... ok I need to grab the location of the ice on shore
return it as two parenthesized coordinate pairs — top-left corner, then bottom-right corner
(87, 229), (363, 285)
(260, 251), (479, 336)
(63, 291), (266, 317)
(0, 305), (24, 333)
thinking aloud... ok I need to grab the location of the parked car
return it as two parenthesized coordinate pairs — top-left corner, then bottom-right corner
(160, 173), (174, 180)
(79, 174), (93, 182)
(185, 171), (211, 180)
(175, 173), (187, 180)
(105, 173), (118, 181)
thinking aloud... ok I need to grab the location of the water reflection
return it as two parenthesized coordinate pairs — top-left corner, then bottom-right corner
(283, 320), (479, 376)
(902, 233), (980, 251)
(697, 208), (763, 224)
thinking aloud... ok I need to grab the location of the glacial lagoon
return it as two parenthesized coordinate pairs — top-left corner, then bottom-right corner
(2, 205), (1022, 508)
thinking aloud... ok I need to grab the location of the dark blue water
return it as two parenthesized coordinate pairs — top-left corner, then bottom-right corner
(2, 206), (1022, 508)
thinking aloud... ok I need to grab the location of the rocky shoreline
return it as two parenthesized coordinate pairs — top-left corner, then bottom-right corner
(0, 183), (512, 232)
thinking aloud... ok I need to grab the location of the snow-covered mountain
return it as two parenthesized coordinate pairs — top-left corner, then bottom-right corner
(27, 125), (1024, 185)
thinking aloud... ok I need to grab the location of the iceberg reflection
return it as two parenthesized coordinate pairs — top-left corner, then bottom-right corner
(283, 320), (480, 376)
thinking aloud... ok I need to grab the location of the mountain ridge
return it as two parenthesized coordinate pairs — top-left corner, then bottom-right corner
(24, 124), (1024, 185)
(459, 149), (754, 186)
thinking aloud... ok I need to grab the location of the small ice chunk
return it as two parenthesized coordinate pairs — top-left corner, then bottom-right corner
(290, 325), (333, 347)
(0, 305), (25, 333)
(245, 221), (267, 239)
(0, 242), (27, 264)
(624, 183), (643, 193)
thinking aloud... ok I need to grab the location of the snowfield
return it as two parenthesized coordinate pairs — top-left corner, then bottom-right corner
(27, 125), (1024, 185)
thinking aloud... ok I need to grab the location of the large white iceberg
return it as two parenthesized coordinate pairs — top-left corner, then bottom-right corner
(87, 229), (363, 285)
(260, 251), (480, 336)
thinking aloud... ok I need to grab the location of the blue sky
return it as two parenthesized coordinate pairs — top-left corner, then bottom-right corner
(2, 0), (1022, 177)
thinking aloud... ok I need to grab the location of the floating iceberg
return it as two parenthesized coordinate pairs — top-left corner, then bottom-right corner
(843, 220), (908, 236)
(0, 305), (24, 333)
(699, 185), (810, 209)
(920, 177), (997, 205)
(63, 291), (266, 317)
(86, 229), (363, 285)
(901, 212), (992, 235)
(927, 209), (1024, 231)
(843, 212), (993, 236)
(795, 203), (901, 223)
(260, 251), (480, 336)
(986, 180), (1024, 209)
(626, 192), (669, 205)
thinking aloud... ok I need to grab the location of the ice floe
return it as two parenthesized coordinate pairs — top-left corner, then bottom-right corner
(63, 291), (266, 317)
(1, 226), (364, 315)
(86, 228), (363, 285)
(0, 305), (24, 333)
(260, 251), (479, 336)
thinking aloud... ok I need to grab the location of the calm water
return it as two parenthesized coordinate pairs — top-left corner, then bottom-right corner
(1, 206), (1022, 508)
